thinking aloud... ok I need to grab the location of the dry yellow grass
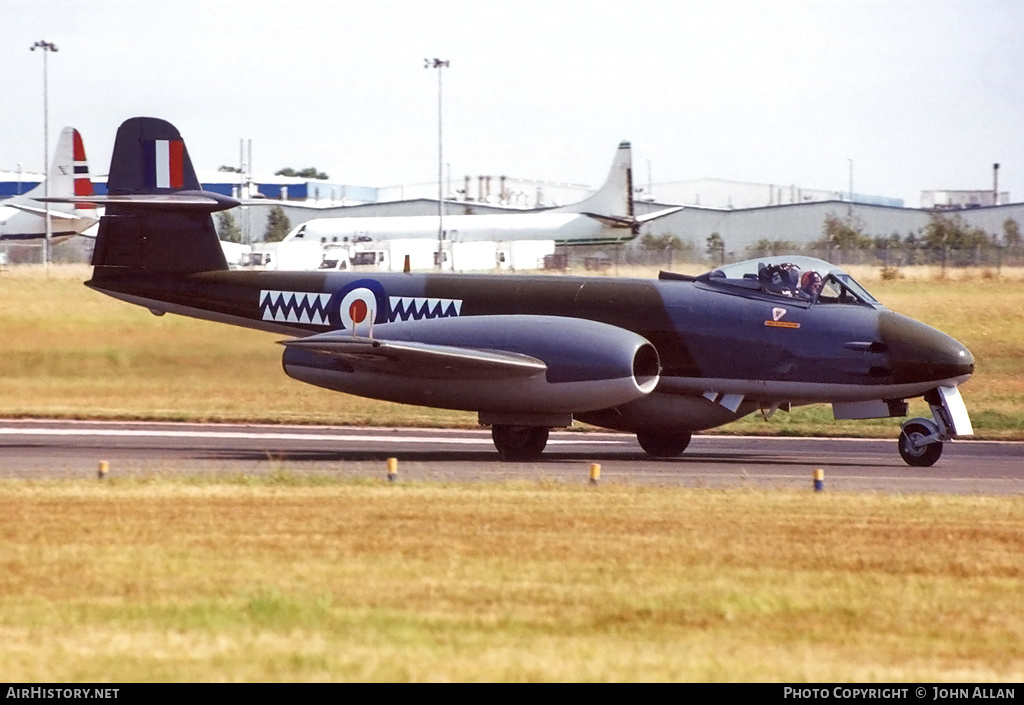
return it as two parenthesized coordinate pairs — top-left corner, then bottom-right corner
(0, 479), (1021, 682)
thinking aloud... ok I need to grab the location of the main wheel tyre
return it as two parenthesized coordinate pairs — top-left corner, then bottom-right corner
(492, 425), (549, 461)
(636, 429), (692, 458)
(898, 422), (943, 467)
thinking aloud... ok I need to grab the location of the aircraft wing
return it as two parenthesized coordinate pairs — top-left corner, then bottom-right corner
(281, 334), (547, 380)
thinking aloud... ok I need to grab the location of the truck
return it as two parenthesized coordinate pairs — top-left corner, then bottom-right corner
(247, 240), (323, 271)
(313, 237), (556, 272)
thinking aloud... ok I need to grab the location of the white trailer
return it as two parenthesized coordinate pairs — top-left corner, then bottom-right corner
(450, 240), (499, 271)
(326, 239), (439, 272)
(248, 240), (323, 271)
(496, 240), (556, 270)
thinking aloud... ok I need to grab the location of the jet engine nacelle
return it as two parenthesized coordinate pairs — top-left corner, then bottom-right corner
(282, 315), (660, 416)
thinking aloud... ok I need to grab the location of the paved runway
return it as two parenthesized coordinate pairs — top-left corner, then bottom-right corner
(1, 419), (1021, 494)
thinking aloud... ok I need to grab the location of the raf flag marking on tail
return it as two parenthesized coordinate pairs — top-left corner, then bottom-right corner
(144, 139), (184, 189)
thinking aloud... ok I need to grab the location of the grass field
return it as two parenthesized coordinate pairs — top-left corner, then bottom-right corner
(1, 264), (1022, 438)
(1, 478), (1021, 682)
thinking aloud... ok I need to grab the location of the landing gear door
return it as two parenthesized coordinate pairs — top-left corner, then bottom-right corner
(937, 385), (973, 437)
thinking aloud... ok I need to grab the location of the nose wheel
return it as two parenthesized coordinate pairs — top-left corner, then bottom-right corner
(897, 387), (973, 467)
(898, 421), (943, 467)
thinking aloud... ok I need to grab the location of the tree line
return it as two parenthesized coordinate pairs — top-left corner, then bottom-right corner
(638, 212), (1024, 267)
(215, 207), (292, 244)
(740, 213), (1023, 267)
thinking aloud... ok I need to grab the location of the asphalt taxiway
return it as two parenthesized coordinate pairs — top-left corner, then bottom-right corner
(0, 419), (1021, 494)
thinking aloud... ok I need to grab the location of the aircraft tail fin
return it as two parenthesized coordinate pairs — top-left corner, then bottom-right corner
(546, 141), (683, 237)
(91, 117), (236, 276)
(22, 128), (93, 204)
(552, 141), (633, 219)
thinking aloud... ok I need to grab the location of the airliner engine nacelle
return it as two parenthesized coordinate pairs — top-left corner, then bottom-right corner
(281, 315), (661, 419)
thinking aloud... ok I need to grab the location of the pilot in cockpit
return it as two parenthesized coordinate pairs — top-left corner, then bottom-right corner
(798, 270), (823, 300)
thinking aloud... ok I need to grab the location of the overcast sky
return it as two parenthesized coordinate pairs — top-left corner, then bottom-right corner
(3, 0), (1023, 206)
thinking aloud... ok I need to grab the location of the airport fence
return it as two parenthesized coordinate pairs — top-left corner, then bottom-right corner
(611, 244), (1024, 272)
(0, 241), (45, 267)
(4, 239), (1024, 273)
(0, 238), (95, 268)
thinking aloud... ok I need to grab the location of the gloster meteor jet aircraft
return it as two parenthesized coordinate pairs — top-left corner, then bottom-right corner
(53, 118), (975, 465)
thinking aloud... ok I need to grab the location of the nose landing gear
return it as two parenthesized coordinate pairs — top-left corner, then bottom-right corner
(898, 386), (973, 467)
(898, 420), (943, 466)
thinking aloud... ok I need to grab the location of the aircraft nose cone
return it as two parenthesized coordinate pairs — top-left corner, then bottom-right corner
(879, 311), (974, 385)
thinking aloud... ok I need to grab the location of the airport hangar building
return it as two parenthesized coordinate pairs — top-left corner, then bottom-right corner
(261, 196), (1024, 261)
(220, 171), (1024, 257)
(9, 167), (1020, 260)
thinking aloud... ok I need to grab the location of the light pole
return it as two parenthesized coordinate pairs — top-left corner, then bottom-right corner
(425, 58), (449, 269)
(31, 40), (58, 267)
(847, 157), (854, 217)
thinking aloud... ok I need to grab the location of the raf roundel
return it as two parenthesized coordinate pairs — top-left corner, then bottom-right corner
(330, 280), (389, 333)
(339, 287), (377, 333)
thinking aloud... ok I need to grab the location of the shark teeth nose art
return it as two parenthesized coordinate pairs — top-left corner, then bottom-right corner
(388, 297), (462, 322)
(260, 291), (332, 325)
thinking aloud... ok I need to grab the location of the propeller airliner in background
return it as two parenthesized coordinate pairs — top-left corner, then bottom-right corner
(1, 127), (97, 240)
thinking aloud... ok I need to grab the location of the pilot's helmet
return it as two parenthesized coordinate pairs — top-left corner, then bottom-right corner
(800, 270), (823, 296)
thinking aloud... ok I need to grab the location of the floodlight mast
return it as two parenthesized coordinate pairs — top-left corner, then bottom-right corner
(31, 40), (58, 268)
(425, 58), (449, 270)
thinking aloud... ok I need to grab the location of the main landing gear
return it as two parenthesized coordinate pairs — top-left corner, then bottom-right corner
(636, 429), (692, 457)
(491, 425), (695, 461)
(491, 425), (549, 461)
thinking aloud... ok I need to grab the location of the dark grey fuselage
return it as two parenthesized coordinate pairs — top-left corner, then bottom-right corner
(88, 266), (974, 432)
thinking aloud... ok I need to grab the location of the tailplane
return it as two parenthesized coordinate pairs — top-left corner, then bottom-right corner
(91, 117), (236, 275)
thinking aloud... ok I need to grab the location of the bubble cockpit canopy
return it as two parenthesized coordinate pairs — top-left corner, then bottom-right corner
(699, 255), (879, 306)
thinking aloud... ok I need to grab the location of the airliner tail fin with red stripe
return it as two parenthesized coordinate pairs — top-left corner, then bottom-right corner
(0, 127), (99, 239)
